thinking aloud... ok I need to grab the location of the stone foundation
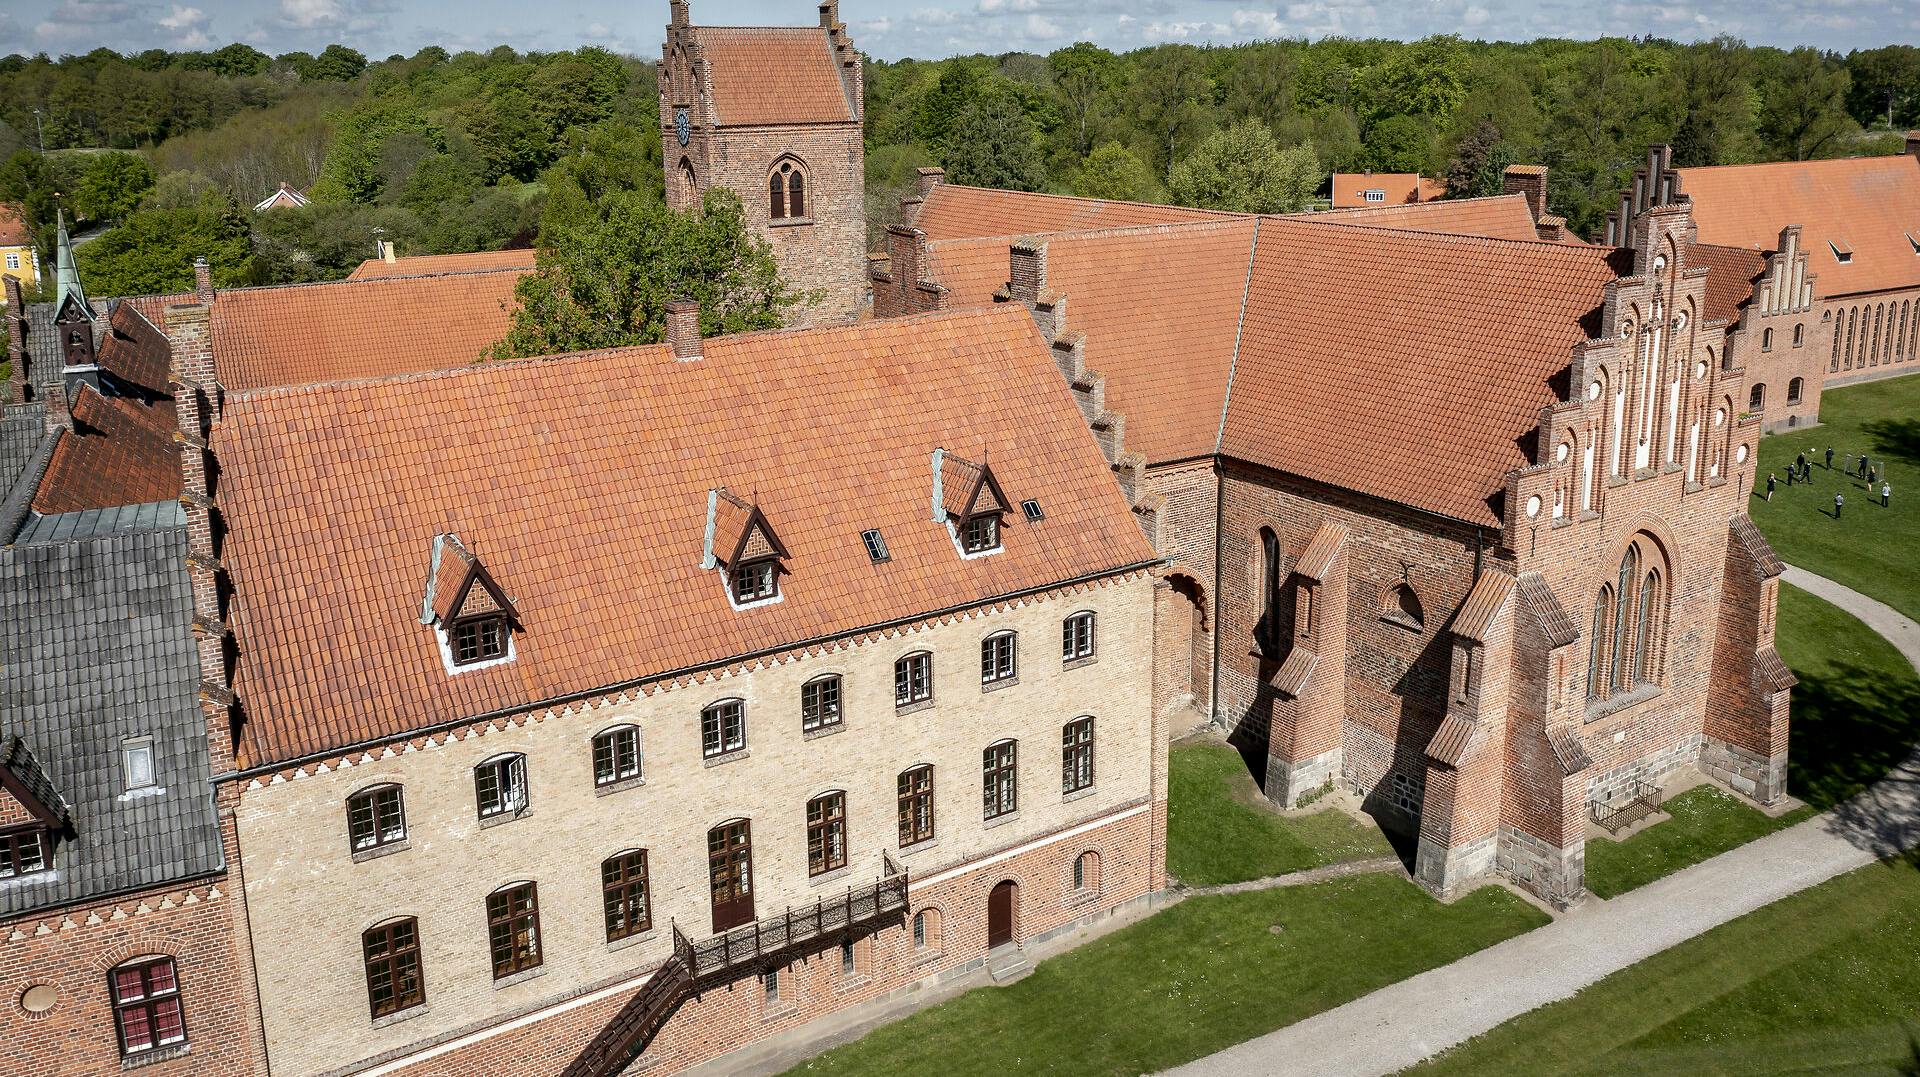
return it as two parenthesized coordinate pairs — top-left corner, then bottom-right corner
(1700, 734), (1789, 805)
(1497, 825), (1585, 908)
(1264, 746), (1342, 809)
(1585, 732), (1702, 806)
(1413, 830), (1498, 898)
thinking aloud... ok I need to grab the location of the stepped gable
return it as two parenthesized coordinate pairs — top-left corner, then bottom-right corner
(347, 249), (538, 280)
(212, 305), (1155, 766)
(912, 184), (1238, 243)
(1677, 152), (1920, 299)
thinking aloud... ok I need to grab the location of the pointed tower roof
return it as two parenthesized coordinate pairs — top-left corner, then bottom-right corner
(53, 209), (90, 318)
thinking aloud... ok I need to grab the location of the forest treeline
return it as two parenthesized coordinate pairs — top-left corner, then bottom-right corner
(1, 36), (1916, 296)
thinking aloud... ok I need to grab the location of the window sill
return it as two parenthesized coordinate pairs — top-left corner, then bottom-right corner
(768, 217), (815, 228)
(897, 838), (940, 858)
(703, 747), (751, 769)
(370, 1003), (430, 1031)
(981, 676), (1019, 694)
(1584, 683), (1662, 723)
(594, 775), (647, 798)
(1379, 612), (1423, 633)
(492, 965), (547, 991)
(478, 806), (534, 831)
(1061, 786), (1097, 804)
(1062, 655), (1097, 671)
(606, 928), (659, 955)
(122, 1045), (190, 1071)
(895, 699), (934, 717)
(808, 864), (854, 888)
(351, 839), (410, 864)
(983, 810), (1022, 831)
(762, 1002), (801, 1023)
(802, 723), (846, 742)
(836, 973), (874, 995)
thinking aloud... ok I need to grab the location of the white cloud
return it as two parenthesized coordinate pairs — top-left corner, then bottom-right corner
(279, 0), (343, 29)
(1230, 9), (1285, 35)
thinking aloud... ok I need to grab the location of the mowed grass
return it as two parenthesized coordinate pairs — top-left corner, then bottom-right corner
(1750, 373), (1920, 621)
(1581, 583), (1917, 896)
(1410, 854), (1920, 1076)
(1166, 742), (1395, 887)
(783, 874), (1548, 1077)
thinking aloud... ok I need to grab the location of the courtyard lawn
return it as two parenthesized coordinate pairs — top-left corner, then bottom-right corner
(1166, 741), (1395, 887)
(1580, 583), (1917, 897)
(1410, 854), (1920, 1076)
(1750, 373), (1920, 621)
(783, 874), (1548, 1077)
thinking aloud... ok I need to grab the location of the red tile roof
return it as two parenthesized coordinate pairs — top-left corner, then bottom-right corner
(1330, 173), (1446, 208)
(0, 204), (29, 248)
(33, 386), (179, 514)
(1687, 242), (1769, 328)
(1677, 154), (1920, 300)
(1313, 194), (1543, 242)
(914, 185), (1238, 243)
(925, 219), (1259, 462)
(694, 27), (853, 126)
(96, 301), (173, 394)
(346, 249), (538, 280)
(213, 305), (1156, 765)
(209, 272), (522, 391)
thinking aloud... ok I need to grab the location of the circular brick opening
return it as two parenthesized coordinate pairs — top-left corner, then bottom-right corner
(20, 984), (57, 1013)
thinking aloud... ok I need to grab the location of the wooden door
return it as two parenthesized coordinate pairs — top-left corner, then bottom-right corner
(987, 880), (1016, 948)
(708, 820), (754, 933)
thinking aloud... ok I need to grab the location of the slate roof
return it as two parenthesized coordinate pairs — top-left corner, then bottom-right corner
(347, 249), (538, 280)
(213, 305), (1157, 766)
(33, 386), (179, 515)
(1678, 153), (1920, 300)
(691, 26), (854, 126)
(0, 510), (223, 915)
(0, 403), (47, 493)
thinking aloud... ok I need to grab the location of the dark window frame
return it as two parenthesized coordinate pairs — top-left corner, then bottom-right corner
(0, 825), (50, 878)
(894, 652), (932, 708)
(1062, 717), (1095, 794)
(591, 726), (642, 786)
(731, 558), (779, 604)
(806, 791), (848, 876)
(982, 740), (1018, 820)
(897, 765), (934, 847)
(486, 882), (542, 979)
(801, 675), (843, 733)
(1062, 612), (1095, 661)
(474, 754), (529, 818)
(109, 956), (187, 1058)
(362, 918), (425, 1019)
(961, 512), (1002, 554)
(980, 631), (1017, 685)
(602, 850), (653, 942)
(701, 699), (747, 758)
(347, 784), (408, 852)
(451, 614), (509, 666)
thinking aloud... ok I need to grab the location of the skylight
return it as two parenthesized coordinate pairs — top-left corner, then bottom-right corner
(861, 529), (890, 564)
(1021, 499), (1044, 522)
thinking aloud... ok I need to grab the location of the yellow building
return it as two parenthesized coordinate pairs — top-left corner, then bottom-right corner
(0, 204), (39, 296)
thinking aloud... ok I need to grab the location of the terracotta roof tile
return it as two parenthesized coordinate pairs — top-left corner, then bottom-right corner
(914, 185), (1238, 243)
(1516, 571), (1578, 648)
(1545, 724), (1592, 774)
(694, 27), (852, 126)
(210, 271), (522, 391)
(1426, 714), (1477, 765)
(32, 386), (179, 515)
(1687, 242), (1768, 327)
(1730, 515), (1786, 578)
(0, 204), (29, 249)
(213, 305), (1155, 765)
(1677, 154), (1920, 299)
(1756, 645), (1796, 693)
(96, 302), (172, 394)
(1330, 173), (1446, 208)
(346, 249), (537, 280)
(1294, 521), (1348, 582)
(1313, 194), (1543, 242)
(1270, 646), (1316, 698)
(1452, 570), (1515, 643)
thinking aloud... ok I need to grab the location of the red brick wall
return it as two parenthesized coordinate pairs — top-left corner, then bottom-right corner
(1823, 288), (1920, 387)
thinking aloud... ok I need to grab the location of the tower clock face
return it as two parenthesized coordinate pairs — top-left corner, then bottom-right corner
(674, 108), (691, 147)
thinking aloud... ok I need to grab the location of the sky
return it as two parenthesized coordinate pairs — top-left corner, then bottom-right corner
(1, 0), (1915, 63)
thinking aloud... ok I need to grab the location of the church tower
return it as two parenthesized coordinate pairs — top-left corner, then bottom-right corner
(661, 1), (867, 325)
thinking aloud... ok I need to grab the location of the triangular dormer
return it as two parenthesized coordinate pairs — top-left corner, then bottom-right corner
(934, 450), (1010, 555)
(422, 534), (517, 669)
(705, 488), (788, 607)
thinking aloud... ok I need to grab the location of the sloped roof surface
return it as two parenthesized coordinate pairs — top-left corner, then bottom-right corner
(1688, 242), (1769, 328)
(347, 250), (538, 280)
(1313, 194), (1542, 241)
(96, 301), (173, 394)
(914, 185), (1239, 243)
(1677, 154), (1920, 299)
(32, 387), (179, 515)
(214, 305), (1155, 765)
(0, 203), (30, 248)
(694, 27), (853, 126)
(1330, 173), (1446, 208)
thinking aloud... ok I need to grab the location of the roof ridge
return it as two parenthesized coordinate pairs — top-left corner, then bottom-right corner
(1267, 213), (1624, 258)
(930, 182), (1244, 218)
(1677, 154), (1918, 173)
(926, 216), (1255, 250)
(212, 267), (527, 300)
(1215, 216), (1261, 456)
(1309, 192), (1526, 213)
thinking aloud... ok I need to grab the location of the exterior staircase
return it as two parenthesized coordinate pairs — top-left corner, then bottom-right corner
(987, 944), (1031, 985)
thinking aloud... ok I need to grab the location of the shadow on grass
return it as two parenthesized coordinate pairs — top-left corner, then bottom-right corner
(1863, 417), (1920, 468)
(1798, 659), (1920, 858)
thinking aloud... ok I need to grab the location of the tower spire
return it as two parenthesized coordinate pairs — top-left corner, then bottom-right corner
(53, 208), (90, 317)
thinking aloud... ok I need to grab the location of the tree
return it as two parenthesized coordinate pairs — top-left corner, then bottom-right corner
(74, 195), (255, 295)
(1668, 38), (1759, 167)
(1073, 142), (1160, 202)
(1845, 46), (1920, 129)
(1444, 120), (1519, 199)
(1360, 35), (1469, 126)
(489, 188), (799, 359)
(1760, 48), (1856, 161)
(1168, 121), (1319, 213)
(72, 151), (155, 221)
(1362, 114), (1432, 172)
(1048, 42), (1116, 157)
(941, 97), (1046, 192)
(1130, 44), (1212, 178)
(913, 61), (987, 154)
(307, 45), (368, 82)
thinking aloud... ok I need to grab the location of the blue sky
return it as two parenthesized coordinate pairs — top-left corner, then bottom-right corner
(2, 0), (1914, 62)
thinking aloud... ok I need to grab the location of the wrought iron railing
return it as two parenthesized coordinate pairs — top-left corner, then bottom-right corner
(1590, 779), (1663, 834)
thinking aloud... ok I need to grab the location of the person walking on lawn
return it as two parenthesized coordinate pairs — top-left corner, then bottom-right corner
(1797, 450), (1808, 475)
(1767, 473), (1777, 501)
(1883, 481), (1892, 508)
(1861, 454), (1871, 478)
(1827, 446), (1834, 470)
(1869, 464), (1878, 486)
(1836, 492), (1845, 518)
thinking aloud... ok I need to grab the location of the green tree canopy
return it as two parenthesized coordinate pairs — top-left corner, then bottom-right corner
(72, 151), (156, 222)
(1073, 142), (1161, 203)
(1168, 121), (1319, 213)
(1049, 42), (1117, 156)
(1761, 48), (1856, 160)
(941, 97), (1046, 192)
(74, 195), (255, 295)
(1362, 113), (1433, 172)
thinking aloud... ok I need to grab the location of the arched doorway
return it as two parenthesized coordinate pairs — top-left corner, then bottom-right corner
(1158, 573), (1210, 715)
(987, 879), (1018, 948)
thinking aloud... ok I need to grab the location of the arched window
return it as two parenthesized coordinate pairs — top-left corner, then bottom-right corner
(591, 725), (641, 786)
(895, 651), (932, 707)
(1586, 588), (1610, 701)
(1747, 383), (1765, 412)
(678, 157), (697, 210)
(1257, 527), (1281, 653)
(912, 907), (942, 949)
(898, 764), (934, 846)
(807, 790), (847, 876)
(474, 753), (528, 818)
(1073, 850), (1102, 892)
(700, 699), (746, 758)
(1588, 537), (1669, 705)
(109, 956), (187, 1057)
(1792, 322), (1804, 348)
(347, 783), (407, 851)
(982, 740), (1017, 819)
(1383, 582), (1424, 630)
(769, 159), (806, 219)
(486, 882), (541, 979)
(980, 631), (1017, 686)
(1787, 377), (1804, 405)
(801, 674), (843, 733)
(602, 849), (651, 941)
(1612, 547), (1637, 690)
(363, 917), (425, 1018)
(1634, 569), (1661, 684)
(1761, 327), (1773, 352)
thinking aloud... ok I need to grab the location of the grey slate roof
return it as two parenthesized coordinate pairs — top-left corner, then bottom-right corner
(0, 514), (223, 915)
(15, 499), (184, 545)
(0, 403), (45, 488)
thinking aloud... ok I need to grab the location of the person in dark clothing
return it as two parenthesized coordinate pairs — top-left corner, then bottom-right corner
(1860, 454), (1871, 478)
(1827, 446), (1834, 469)
(1785, 466), (1795, 487)
(1767, 473), (1777, 500)
(1796, 451), (1807, 474)
(1869, 465), (1877, 485)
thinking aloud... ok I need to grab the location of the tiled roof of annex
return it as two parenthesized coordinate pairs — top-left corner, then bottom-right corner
(32, 387), (178, 515)
(1686, 241), (1770, 328)
(347, 249), (537, 279)
(1312, 193), (1543, 241)
(693, 26), (854, 126)
(1330, 172), (1447, 208)
(0, 204), (30, 248)
(913, 184), (1240, 242)
(1677, 152), (1920, 300)
(212, 304), (1157, 766)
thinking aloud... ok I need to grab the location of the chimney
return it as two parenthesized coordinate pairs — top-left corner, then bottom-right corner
(886, 225), (925, 288)
(670, 0), (690, 28)
(666, 299), (701, 360)
(915, 167), (945, 198)
(1009, 240), (1047, 306)
(165, 302), (216, 453)
(193, 256), (214, 304)
(1907, 131), (1920, 161)
(1502, 164), (1548, 222)
(4, 276), (25, 405)
(381, 240), (397, 264)
(819, 0), (838, 28)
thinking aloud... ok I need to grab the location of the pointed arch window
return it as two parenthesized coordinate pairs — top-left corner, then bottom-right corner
(1612, 547), (1637, 690)
(770, 159), (807, 219)
(1586, 589), (1610, 701)
(1634, 569), (1660, 685)
(1588, 538), (1669, 707)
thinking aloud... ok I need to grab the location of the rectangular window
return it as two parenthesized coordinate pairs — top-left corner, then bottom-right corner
(474, 755), (528, 818)
(592, 727), (642, 786)
(1062, 718), (1094, 794)
(701, 700), (746, 757)
(895, 653), (932, 707)
(962, 513), (1000, 553)
(1062, 612), (1095, 661)
(452, 615), (508, 665)
(348, 785), (407, 850)
(983, 741), (1017, 820)
(841, 938), (856, 976)
(0, 827), (49, 878)
(602, 850), (652, 941)
(762, 967), (780, 1006)
(363, 919), (425, 1018)
(4, 254), (18, 270)
(486, 883), (542, 979)
(980, 633), (1016, 685)
(861, 528), (890, 564)
(807, 792), (848, 876)
(111, 958), (186, 1057)
(732, 560), (777, 603)
(801, 675), (842, 733)
(121, 737), (156, 790)
(897, 766), (934, 847)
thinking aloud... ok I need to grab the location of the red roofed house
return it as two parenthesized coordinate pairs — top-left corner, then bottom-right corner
(1330, 170), (1447, 208)
(875, 155), (1791, 905)
(661, 0), (868, 325)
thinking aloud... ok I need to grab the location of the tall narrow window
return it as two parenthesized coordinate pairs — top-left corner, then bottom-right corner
(592, 726), (642, 786)
(983, 740), (1017, 820)
(895, 652), (932, 708)
(1062, 717), (1094, 794)
(701, 699), (746, 757)
(1761, 327), (1773, 351)
(787, 168), (805, 217)
(474, 754), (528, 818)
(1612, 548), (1637, 690)
(347, 784), (407, 851)
(1062, 612), (1095, 661)
(110, 957), (187, 1057)
(769, 171), (786, 219)
(1792, 323), (1804, 347)
(1787, 377), (1804, 405)
(1258, 528), (1281, 652)
(807, 791), (848, 876)
(1634, 570), (1660, 685)
(898, 765), (934, 847)
(1748, 383), (1765, 412)
(1586, 590), (1610, 702)
(486, 883), (541, 979)
(363, 919), (425, 1019)
(981, 632), (1017, 686)
(602, 850), (652, 941)
(802, 675), (843, 733)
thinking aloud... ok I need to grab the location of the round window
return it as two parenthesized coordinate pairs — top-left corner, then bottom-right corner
(1736, 444), (1749, 464)
(20, 984), (56, 1014)
(1525, 495), (1542, 518)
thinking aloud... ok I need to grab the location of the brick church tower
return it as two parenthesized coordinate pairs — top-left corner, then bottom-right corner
(660, 0), (867, 325)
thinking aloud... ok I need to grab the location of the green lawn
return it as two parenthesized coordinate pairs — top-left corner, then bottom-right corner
(1410, 854), (1920, 1076)
(784, 874), (1548, 1077)
(1167, 742), (1395, 887)
(1751, 373), (1920, 622)
(1580, 583), (1918, 897)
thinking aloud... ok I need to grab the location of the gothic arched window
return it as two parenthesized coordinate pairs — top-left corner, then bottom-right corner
(1611, 546), (1637, 690)
(769, 159), (806, 219)
(1586, 589), (1610, 701)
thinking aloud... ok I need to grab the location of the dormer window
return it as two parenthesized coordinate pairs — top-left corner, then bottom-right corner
(425, 534), (517, 673)
(1362, 188), (1386, 203)
(936, 450), (1011, 558)
(1830, 240), (1853, 264)
(708, 488), (789, 609)
(732, 559), (778, 603)
(452, 615), (508, 665)
(963, 512), (1001, 553)
(0, 827), (49, 878)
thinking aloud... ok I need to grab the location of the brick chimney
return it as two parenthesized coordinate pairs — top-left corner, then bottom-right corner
(1907, 131), (1920, 161)
(666, 299), (701, 361)
(670, 0), (690, 28)
(1503, 164), (1549, 222)
(193, 256), (214, 305)
(1009, 240), (1048, 306)
(819, 0), (837, 28)
(4, 275), (25, 405)
(887, 225), (926, 290)
(915, 167), (945, 198)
